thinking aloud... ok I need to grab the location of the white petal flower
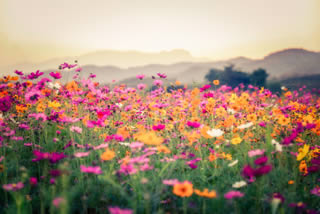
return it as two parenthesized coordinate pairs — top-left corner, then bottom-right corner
(207, 128), (224, 137)
(228, 159), (238, 167)
(237, 122), (253, 129)
(232, 181), (247, 188)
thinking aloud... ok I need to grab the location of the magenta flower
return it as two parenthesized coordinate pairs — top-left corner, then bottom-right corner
(200, 84), (211, 92)
(3, 182), (24, 191)
(241, 164), (256, 182)
(80, 165), (102, 174)
(310, 186), (320, 197)
(25, 90), (43, 104)
(0, 96), (12, 112)
(187, 121), (201, 128)
(253, 165), (272, 177)
(49, 71), (62, 79)
(224, 190), (244, 199)
(157, 73), (167, 78)
(108, 206), (133, 214)
(27, 70), (44, 80)
(136, 74), (145, 80)
(152, 124), (165, 131)
(254, 156), (268, 165)
(14, 70), (24, 75)
(29, 177), (38, 186)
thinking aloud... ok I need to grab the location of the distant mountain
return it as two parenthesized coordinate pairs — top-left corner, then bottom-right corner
(0, 49), (207, 75)
(2, 48), (320, 84)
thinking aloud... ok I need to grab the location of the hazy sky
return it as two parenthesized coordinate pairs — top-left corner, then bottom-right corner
(1, 0), (319, 66)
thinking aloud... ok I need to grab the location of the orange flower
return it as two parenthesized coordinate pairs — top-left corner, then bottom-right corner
(200, 126), (213, 139)
(209, 153), (217, 162)
(173, 181), (193, 197)
(117, 126), (130, 139)
(247, 113), (257, 122)
(134, 131), (164, 146)
(299, 160), (308, 175)
(277, 115), (290, 126)
(194, 188), (217, 198)
(101, 149), (115, 161)
(288, 180), (294, 185)
(213, 80), (220, 86)
(157, 145), (171, 154)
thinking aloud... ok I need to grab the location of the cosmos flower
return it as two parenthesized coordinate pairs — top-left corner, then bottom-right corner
(173, 181), (193, 197)
(248, 149), (265, 157)
(3, 182), (24, 191)
(108, 207), (133, 214)
(50, 72), (62, 79)
(232, 181), (247, 188)
(136, 74), (145, 80)
(80, 165), (102, 174)
(224, 190), (244, 199)
(207, 128), (224, 137)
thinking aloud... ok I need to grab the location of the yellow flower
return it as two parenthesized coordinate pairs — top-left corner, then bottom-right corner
(48, 101), (61, 109)
(231, 137), (242, 145)
(297, 144), (310, 161)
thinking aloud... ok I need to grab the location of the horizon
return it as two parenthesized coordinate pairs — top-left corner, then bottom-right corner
(1, 0), (319, 68)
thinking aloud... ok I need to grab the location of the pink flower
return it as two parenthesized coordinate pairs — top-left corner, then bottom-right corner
(74, 152), (90, 158)
(93, 143), (109, 150)
(80, 165), (102, 174)
(52, 197), (66, 208)
(49, 72), (62, 79)
(163, 179), (180, 186)
(310, 186), (320, 197)
(224, 191), (244, 199)
(137, 83), (147, 90)
(108, 206), (133, 214)
(3, 182), (24, 191)
(25, 90), (43, 104)
(129, 142), (144, 150)
(70, 126), (82, 134)
(153, 80), (163, 87)
(136, 74), (145, 80)
(248, 149), (265, 157)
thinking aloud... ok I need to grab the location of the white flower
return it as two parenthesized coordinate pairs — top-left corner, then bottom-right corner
(48, 82), (61, 90)
(228, 159), (238, 167)
(281, 86), (287, 91)
(232, 181), (247, 188)
(207, 128), (224, 137)
(118, 142), (130, 146)
(271, 139), (283, 152)
(227, 108), (236, 114)
(115, 103), (123, 108)
(237, 122), (253, 129)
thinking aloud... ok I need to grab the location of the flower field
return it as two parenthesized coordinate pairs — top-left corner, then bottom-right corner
(0, 63), (320, 214)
